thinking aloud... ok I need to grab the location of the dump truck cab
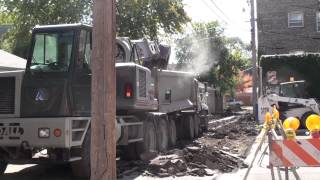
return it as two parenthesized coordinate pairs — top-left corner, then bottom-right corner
(22, 24), (92, 117)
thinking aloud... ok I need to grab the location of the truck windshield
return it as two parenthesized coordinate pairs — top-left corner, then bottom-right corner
(30, 31), (74, 72)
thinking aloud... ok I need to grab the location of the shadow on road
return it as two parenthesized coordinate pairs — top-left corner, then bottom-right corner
(1, 164), (80, 180)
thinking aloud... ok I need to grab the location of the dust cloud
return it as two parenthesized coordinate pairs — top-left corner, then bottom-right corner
(179, 37), (219, 75)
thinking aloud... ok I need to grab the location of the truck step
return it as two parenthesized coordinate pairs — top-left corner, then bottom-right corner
(72, 128), (86, 132)
(69, 157), (82, 162)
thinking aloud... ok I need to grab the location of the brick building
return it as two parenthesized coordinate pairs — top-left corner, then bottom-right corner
(257, 0), (320, 55)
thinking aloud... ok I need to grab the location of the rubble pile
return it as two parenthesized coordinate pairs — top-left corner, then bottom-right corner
(202, 113), (258, 157)
(117, 113), (258, 178)
(144, 143), (248, 177)
(208, 114), (257, 139)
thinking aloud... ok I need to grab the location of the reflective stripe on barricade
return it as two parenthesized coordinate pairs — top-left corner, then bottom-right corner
(270, 138), (320, 167)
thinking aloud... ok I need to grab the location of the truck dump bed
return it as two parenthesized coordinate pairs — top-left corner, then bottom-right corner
(155, 70), (197, 113)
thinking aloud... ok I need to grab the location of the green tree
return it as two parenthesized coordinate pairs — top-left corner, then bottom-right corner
(116, 0), (190, 40)
(175, 21), (250, 94)
(0, 0), (189, 58)
(0, 0), (92, 58)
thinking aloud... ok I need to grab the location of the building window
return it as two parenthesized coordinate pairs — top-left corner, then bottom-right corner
(288, 11), (304, 28)
(317, 12), (320, 32)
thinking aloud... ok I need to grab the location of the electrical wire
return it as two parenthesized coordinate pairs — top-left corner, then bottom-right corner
(200, 0), (228, 25)
(208, 0), (232, 22)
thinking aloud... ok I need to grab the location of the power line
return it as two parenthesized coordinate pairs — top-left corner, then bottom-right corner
(205, 0), (251, 32)
(200, 0), (228, 25)
(208, 0), (232, 22)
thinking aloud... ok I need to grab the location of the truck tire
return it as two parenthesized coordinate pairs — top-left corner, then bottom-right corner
(184, 115), (195, 139)
(157, 118), (168, 152)
(194, 116), (200, 137)
(121, 142), (140, 160)
(136, 121), (157, 160)
(0, 161), (7, 175)
(71, 129), (91, 179)
(168, 118), (177, 146)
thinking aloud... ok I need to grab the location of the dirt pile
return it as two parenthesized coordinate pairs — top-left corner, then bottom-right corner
(201, 113), (258, 156)
(117, 113), (258, 178)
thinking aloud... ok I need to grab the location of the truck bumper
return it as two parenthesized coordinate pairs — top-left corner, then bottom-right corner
(0, 117), (90, 148)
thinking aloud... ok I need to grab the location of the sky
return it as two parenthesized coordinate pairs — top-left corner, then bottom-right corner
(169, 0), (252, 63)
(183, 0), (252, 43)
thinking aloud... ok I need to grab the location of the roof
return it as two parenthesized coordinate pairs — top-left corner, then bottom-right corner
(33, 24), (92, 32)
(0, 50), (26, 70)
(260, 53), (320, 60)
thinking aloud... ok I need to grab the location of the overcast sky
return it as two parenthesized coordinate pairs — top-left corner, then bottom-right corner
(183, 0), (251, 43)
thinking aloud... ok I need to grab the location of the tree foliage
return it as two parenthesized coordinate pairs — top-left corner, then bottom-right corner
(0, 0), (92, 58)
(175, 22), (251, 94)
(0, 0), (189, 58)
(116, 0), (190, 40)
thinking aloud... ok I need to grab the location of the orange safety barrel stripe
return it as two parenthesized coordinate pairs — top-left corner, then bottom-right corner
(283, 140), (320, 166)
(307, 139), (320, 151)
(271, 141), (293, 167)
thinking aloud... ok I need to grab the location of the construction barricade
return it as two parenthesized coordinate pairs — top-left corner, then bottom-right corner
(270, 138), (320, 167)
(244, 108), (320, 180)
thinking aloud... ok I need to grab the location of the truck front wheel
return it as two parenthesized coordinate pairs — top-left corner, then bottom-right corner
(136, 121), (157, 160)
(0, 160), (7, 175)
(71, 129), (91, 178)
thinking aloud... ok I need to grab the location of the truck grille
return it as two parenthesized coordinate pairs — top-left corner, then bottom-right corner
(0, 77), (15, 114)
(139, 70), (146, 97)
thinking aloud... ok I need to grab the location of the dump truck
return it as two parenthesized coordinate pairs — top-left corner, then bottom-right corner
(0, 24), (209, 177)
(258, 53), (320, 130)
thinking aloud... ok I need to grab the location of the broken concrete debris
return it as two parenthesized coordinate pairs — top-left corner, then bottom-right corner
(117, 113), (257, 178)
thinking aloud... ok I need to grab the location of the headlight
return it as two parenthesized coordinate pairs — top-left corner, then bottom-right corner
(38, 128), (50, 138)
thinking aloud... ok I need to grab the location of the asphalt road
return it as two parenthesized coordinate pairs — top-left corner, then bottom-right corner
(2, 164), (78, 180)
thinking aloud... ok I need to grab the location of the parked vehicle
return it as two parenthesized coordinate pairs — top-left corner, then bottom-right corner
(226, 99), (243, 110)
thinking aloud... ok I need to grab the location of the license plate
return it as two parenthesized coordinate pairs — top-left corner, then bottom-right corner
(0, 123), (24, 140)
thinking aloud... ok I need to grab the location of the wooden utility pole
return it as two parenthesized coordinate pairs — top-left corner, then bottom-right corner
(250, 0), (258, 120)
(91, 0), (116, 179)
